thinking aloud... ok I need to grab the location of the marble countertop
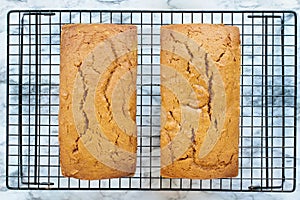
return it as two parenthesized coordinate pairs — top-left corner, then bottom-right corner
(1, 0), (299, 199)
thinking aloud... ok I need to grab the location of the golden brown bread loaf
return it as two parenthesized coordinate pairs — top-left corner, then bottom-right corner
(59, 24), (137, 180)
(160, 24), (240, 179)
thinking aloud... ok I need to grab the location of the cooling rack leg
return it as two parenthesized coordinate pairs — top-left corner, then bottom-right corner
(18, 12), (55, 187)
(263, 17), (269, 188)
(247, 14), (286, 191)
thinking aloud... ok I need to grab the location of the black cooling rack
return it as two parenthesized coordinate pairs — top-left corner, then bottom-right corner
(6, 10), (297, 192)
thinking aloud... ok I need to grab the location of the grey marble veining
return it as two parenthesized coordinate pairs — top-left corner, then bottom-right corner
(1, 0), (300, 199)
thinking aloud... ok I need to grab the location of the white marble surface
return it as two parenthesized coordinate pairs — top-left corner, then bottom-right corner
(1, 0), (300, 199)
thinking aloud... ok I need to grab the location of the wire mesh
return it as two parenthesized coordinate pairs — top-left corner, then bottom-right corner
(6, 10), (297, 191)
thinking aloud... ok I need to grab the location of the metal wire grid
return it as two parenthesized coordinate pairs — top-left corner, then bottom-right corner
(6, 10), (297, 192)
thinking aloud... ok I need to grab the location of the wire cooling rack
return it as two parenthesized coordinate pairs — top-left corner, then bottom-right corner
(6, 10), (297, 192)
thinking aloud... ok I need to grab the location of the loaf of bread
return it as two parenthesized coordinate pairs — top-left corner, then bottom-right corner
(59, 24), (137, 180)
(160, 24), (240, 179)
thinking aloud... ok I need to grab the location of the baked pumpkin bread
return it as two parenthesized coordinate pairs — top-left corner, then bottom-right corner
(59, 24), (137, 180)
(160, 24), (240, 179)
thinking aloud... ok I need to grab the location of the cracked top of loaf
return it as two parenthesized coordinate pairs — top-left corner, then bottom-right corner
(59, 24), (137, 180)
(160, 24), (240, 179)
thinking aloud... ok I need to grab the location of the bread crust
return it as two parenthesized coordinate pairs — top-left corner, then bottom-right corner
(59, 24), (137, 180)
(160, 24), (240, 179)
